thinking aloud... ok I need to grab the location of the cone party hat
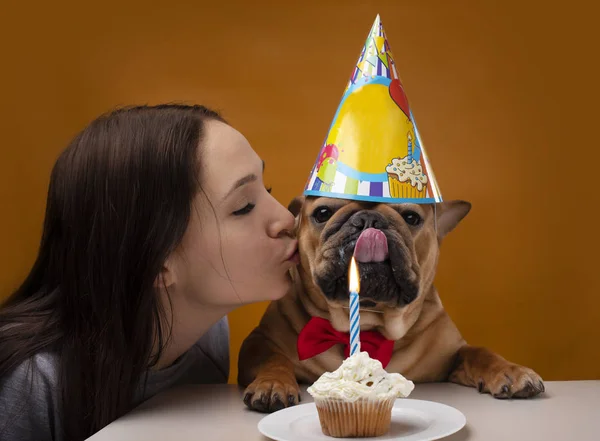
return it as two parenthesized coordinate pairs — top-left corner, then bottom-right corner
(304, 15), (442, 204)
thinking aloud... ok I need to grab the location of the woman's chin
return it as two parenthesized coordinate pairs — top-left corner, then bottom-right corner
(267, 274), (292, 301)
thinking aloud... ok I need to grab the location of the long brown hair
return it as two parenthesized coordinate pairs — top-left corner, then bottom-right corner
(0, 104), (224, 440)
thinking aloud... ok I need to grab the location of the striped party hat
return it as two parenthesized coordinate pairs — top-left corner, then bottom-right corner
(304, 15), (442, 204)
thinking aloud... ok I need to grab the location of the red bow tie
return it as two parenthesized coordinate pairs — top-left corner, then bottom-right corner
(297, 317), (394, 368)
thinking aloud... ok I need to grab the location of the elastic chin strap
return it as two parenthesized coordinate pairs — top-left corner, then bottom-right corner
(433, 203), (438, 235)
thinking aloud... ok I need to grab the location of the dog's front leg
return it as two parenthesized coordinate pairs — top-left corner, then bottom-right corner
(449, 345), (545, 398)
(238, 328), (301, 413)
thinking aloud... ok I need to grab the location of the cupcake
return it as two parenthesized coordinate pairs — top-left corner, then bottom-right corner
(307, 352), (414, 438)
(385, 157), (428, 199)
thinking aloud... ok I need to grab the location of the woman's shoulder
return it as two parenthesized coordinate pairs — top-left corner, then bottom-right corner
(143, 317), (230, 395)
(197, 316), (229, 347)
(0, 351), (61, 441)
(196, 316), (229, 356)
(191, 316), (230, 382)
(1, 351), (59, 390)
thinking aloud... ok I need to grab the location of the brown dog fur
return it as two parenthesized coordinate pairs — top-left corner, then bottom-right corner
(238, 196), (544, 413)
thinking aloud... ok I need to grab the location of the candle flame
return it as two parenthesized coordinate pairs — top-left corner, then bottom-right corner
(349, 256), (360, 292)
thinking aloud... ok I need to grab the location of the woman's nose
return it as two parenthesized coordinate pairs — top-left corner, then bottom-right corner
(268, 200), (296, 238)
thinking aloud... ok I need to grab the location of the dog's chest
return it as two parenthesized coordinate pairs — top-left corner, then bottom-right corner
(296, 346), (346, 383)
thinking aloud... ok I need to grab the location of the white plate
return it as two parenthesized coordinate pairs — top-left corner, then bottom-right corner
(258, 399), (466, 441)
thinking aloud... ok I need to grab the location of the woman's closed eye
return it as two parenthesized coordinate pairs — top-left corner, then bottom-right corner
(232, 186), (272, 216)
(233, 203), (255, 216)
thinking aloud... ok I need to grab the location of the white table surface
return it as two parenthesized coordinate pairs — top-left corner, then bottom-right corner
(87, 381), (600, 441)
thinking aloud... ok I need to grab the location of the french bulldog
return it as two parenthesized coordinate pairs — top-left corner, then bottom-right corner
(238, 196), (544, 412)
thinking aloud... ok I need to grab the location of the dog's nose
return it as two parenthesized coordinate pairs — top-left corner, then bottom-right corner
(350, 211), (388, 230)
(359, 300), (377, 308)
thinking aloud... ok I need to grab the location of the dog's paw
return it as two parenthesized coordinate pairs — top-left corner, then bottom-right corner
(243, 377), (301, 413)
(479, 364), (545, 399)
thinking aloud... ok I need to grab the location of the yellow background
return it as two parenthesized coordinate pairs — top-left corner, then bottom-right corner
(1, 1), (599, 384)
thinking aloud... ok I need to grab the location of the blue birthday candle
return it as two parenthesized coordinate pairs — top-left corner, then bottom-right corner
(349, 256), (361, 356)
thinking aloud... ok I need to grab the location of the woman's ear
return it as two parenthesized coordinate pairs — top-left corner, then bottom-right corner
(154, 259), (178, 290)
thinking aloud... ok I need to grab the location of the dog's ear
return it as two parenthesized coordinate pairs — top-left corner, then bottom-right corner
(435, 200), (471, 240)
(288, 196), (305, 217)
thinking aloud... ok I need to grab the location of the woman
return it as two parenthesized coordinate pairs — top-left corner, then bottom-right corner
(0, 104), (298, 440)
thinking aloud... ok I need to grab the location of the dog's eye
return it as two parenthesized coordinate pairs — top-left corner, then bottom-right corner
(312, 206), (333, 223)
(402, 211), (422, 226)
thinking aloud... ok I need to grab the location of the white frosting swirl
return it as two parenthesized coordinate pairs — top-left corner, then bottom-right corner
(386, 157), (428, 191)
(307, 352), (414, 402)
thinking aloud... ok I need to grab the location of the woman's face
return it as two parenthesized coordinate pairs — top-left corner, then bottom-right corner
(169, 120), (298, 307)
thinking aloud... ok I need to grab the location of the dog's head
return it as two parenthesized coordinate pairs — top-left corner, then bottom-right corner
(290, 196), (470, 340)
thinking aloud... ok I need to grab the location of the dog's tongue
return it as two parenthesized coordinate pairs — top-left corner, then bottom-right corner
(354, 228), (389, 263)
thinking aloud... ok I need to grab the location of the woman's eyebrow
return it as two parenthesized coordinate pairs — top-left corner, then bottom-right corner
(222, 160), (265, 202)
(222, 174), (257, 202)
